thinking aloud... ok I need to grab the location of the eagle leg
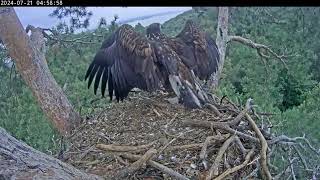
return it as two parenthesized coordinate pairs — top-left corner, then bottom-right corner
(168, 75), (182, 98)
(168, 75), (203, 109)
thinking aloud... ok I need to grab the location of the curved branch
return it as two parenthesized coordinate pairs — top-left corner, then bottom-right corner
(245, 113), (272, 180)
(213, 148), (255, 180)
(227, 35), (288, 69)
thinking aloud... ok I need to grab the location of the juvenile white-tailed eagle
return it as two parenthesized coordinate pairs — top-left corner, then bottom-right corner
(146, 20), (220, 81)
(85, 20), (220, 108)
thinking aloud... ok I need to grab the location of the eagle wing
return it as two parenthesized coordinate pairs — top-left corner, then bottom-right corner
(170, 20), (220, 80)
(85, 24), (178, 101)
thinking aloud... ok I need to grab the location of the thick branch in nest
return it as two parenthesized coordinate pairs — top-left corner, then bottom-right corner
(206, 135), (236, 179)
(200, 136), (220, 160)
(116, 148), (157, 178)
(214, 148), (255, 180)
(181, 120), (259, 143)
(205, 103), (222, 117)
(227, 100), (252, 126)
(120, 153), (189, 180)
(245, 113), (272, 180)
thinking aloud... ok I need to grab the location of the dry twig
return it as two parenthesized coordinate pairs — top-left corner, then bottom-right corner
(96, 141), (156, 153)
(120, 153), (189, 180)
(166, 143), (209, 151)
(234, 135), (247, 155)
(181, 120), (259, 143)
(200, 136), (219, 160)
(116, 148), (157, 178)
(228, 104), (251, 126)
(158, 129), (193, 156)
(205, 103), (222, 117)
(206, 135), (236, 179)
(213, 148), (255, 180)
(245, 113), (272, 180)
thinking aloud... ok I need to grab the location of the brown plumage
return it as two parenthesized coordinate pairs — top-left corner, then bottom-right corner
(85, 21), (219, 108)
(147, 20), (220, 81)
(85, 24), (178, 102)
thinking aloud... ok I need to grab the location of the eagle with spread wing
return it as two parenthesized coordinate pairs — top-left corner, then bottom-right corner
(85, 20), (220, 108)
(146, 20), (220, 81)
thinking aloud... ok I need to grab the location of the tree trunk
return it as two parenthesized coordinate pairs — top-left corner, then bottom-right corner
(0, 127), (102, 180)
(208, 7), (229, 89)
(0, 7), (80, 136)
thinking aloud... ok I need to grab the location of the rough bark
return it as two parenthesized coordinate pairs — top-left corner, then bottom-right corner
(0, 127), (102, 180)
(0, 7), (81, 135)
(208, 7), (229, 89)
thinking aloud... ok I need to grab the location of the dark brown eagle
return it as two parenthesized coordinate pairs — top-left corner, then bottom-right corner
(146, 20), (220, 81)
(85, 20), (220, 108)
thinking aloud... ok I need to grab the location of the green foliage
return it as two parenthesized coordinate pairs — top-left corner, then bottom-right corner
(0, 18), (114, 154)
(220, 8), (320, 146)
(275, 68), (305, 112)
(276, 84), (320, 145)
(0, 66), (60, 154)
(1, 41), (60, 153)
(50, 7), (92, 33)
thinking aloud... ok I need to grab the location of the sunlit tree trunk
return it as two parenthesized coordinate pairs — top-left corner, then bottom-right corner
(0, 7), (80, 136)
(208, 7), (229, 89)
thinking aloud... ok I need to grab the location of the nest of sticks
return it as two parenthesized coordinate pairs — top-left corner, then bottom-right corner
(63, 91), (320, 180)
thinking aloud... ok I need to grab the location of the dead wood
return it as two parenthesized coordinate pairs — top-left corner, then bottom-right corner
(200, 136), (221, 160)
(205, 103), (222, 117)
(0, 127), (102, 180)
(213, 148), (255, 180)
(120, 153), (190, 180)
(116, 148), (157, 179)
(181, 119), (259, 143)
(207, 135), (236, 179)
(245, 113), (272, 180)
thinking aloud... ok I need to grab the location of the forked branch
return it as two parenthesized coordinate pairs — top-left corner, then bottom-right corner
(227, 35), (288, 69)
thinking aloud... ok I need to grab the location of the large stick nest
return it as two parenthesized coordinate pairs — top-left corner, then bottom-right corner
(63, 92), (320, 180)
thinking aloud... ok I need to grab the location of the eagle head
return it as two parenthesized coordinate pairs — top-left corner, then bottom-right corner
(146, 23), (161, 36)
